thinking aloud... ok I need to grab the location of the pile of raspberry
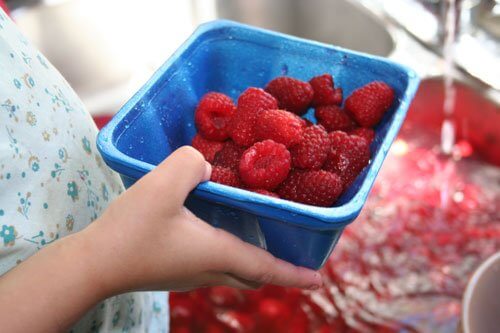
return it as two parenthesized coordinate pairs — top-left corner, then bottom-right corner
(192, 74), (394, 207)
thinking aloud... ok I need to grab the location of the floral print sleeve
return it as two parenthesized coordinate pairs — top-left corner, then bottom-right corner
(0, 9), (168, 333)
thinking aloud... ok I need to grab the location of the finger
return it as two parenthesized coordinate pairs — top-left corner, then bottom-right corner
(205, 272), (262, 290)
(134, 146), (211, 207)
(176, 211), (319, 290)
(224, 273), (262, 290)
(169, 272), (261, 292)
(211, 229), (323, 290)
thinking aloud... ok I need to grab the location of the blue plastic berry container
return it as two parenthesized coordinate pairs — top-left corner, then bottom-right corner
(97, 20), (419, 269)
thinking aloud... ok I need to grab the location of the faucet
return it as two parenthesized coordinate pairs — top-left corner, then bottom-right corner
(378, 0), (500, 90)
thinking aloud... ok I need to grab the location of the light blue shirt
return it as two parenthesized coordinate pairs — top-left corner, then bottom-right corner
(0, 8), (169, 332)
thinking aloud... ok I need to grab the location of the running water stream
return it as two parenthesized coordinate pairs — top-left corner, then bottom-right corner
(439, 0), (458, 210)
(441, 0), (457, 156)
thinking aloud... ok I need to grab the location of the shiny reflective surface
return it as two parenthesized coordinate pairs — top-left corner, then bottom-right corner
(381, 0), (500, 90)
(12, 0), (214, 114)
(12, 0), (394, 115)
(216, 0), (394, 56)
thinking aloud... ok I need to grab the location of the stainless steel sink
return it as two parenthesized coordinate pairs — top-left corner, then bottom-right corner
(11, 0), (497, 117)
(407, 75), (500, 165)
(216, 0), (394, 56)
(11, 0), (211, 115)
(11, 0), (394, 115)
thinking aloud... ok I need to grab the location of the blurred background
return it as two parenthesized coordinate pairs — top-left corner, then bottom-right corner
(8, 0), (499, 119)
(4, 0), (499, 332)
(6, 0), (401, 119)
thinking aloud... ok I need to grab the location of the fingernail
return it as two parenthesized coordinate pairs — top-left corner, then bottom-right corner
(308, 284), (320, 290)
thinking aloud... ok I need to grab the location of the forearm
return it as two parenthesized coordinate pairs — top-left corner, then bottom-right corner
(0, 228), (109, 332)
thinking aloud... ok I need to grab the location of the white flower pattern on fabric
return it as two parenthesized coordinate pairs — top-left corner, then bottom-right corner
(0, 8), (168, 332)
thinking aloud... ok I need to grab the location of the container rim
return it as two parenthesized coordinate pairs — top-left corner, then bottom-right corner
(97, 19), (420, 228)
(462, 251), (500, 333)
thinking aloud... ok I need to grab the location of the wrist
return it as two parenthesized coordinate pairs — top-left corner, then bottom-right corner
(67, 222), (119, 300)
(0, 223), (116, 331)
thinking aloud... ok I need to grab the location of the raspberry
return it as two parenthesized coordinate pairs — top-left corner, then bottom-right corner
(210, 166), (242, 188)
(265, 77), (314, 115)
(230, 88), (278, 147)
(191, 134), (224, 163)
(258, 298), (292, 328)
(277, 170), (343, 207)
(223, 311), (256, 332)
(349, 127), (376, 144)
(255, 109), (304, 147)
(315, 105), (357, 132)
(303, 119), (314, 127)
(324, 131), (370, 187)
(213, 140), (245, 171)
(252, 189), (280, 198)
(345, 81), (394, 127)
(290, 125), (330, 170)
(237, 87), (278, 114)
(194, 92), (236, 141)
(309, 74), (342, 106)
(239, 140), (291, 190)
(332, 88), (343, 105)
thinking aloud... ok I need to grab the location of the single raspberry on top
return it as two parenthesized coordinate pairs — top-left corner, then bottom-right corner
(277, 170), (343, 207)
(237, 87), (278, 114)
(255, 109), (304, 147)
(191, 134), (224, 163)
(309, 74), (342, 106)
(345, 81), (394, 127)
(194, 92), (236, 141)
(239, 140), (291, 190)
(315, 105), (357, 132)
(213, 140), (245, 171)
(349, 127), (376, 144)
(290, 125), (330, 170)
(230, 88), (278, 147)
(324, 131), (370, 188)
(265, 77), (314, 115)
(211, 166), (242, 188)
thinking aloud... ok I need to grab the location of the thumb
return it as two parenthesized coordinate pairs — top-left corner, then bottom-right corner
(136, 146), (211, 208)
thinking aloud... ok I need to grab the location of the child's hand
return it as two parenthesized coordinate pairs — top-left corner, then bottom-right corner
(0, 146), (322, 332)
(84, 146), (322, 296)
